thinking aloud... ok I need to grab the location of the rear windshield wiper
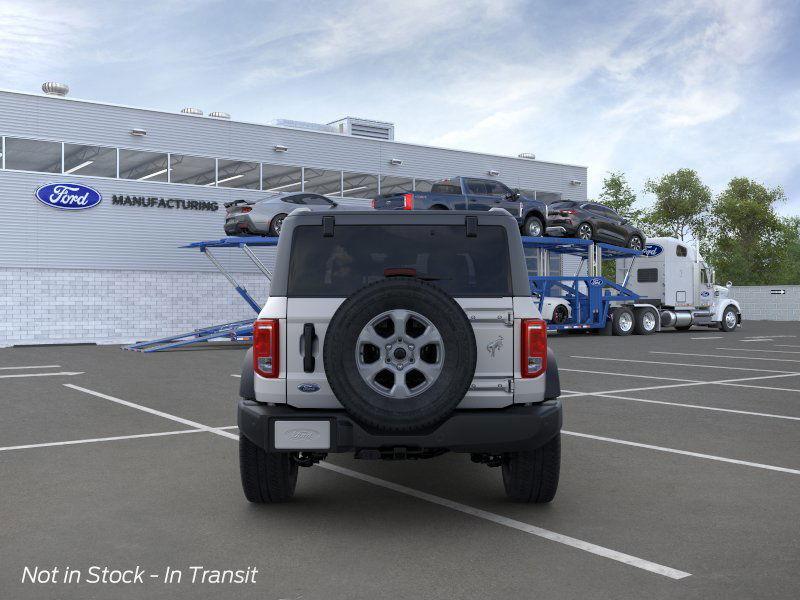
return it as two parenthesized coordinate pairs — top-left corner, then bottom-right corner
(383, 267), (450, 281)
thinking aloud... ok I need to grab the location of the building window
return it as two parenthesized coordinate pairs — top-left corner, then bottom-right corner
(379, 175), (413, 195)
(262, 164), (302, 193)
(119, 149), (169, 182)
(341, 172), (378, 198)
(217, 159), (260, 189)
(304, 168), (342, 196)
(4, 138), (61, 173)
(63, 144), (117, 177)
(414, 178), (436, 192)
(170, 154), (216, 186)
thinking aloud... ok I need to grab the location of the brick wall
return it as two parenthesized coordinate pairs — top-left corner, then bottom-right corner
(0, 268), (269, 347)
(729, 286), (800, 321)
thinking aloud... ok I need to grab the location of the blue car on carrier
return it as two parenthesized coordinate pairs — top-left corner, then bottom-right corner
(372, 176), (550, 237)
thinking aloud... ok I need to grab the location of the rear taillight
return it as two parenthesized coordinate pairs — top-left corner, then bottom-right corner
(253, 319), (279, 378)
(560, 209), (576, 215)
(402, 193), (414, 210)
(521, 319), (547, 378)
(371, 198), (377, 209)
(240, 207), (252, 213)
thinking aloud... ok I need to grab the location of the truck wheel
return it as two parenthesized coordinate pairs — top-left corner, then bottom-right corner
(523, 215), (544, 237)
(719, 306), (738, 332)
(502, 434), (560, 503)
(239, 435), (298, 503)
(611, 307), (634, 336)
(627, 235), (644, 251)
(323, 278), (477, 432)
(633, 308), (657, 335)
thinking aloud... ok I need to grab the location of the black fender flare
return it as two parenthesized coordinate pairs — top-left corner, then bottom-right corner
(524, 210), (546, 225)
(239, 348), (255, 400)
(545, 347), (561, 399)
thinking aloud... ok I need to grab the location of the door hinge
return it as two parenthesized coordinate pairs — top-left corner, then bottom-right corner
(505, 312), (514, 326)
(506, 378), (515, 393)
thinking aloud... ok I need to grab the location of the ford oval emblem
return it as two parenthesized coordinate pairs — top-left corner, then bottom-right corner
(700, 290), (710, 297)
(297, 383), (320, 393)
(642, 244), (663, 257)
(588, 277), (603, 286)
(35, 183), (102, 210)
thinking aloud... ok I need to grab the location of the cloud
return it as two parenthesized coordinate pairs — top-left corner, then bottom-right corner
(0, 1), (91, 83)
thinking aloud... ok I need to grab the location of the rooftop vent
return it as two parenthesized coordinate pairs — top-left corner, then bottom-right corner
(518, 152), (536, 160)
(42, 82), (69, 97)
(180, 107), (203, 116)
(328, 117), (394, 141)
(269, 119), (337, 134)
(209, 111), (230, 119)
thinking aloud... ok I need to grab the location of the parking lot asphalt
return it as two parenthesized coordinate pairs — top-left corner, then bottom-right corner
(1, 321), (799, 599)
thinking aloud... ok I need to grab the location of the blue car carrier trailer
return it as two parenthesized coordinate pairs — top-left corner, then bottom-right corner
(522, 237), (661, 336)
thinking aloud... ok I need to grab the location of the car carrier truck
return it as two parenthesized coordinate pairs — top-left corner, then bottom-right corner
(526, 236), (742, 335)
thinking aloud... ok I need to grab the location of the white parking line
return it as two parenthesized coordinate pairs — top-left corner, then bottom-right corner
(231, 374), (241, 378)
(319, 462), (691, 580)
(740, 339), (773, 343)
(651, 351), (800, 364)
(0, 426), (240, 453)
(60, 383), (691, 580)
(570, 355), (797, 374)
(0, 371), (84, 379)
(63, 384), (239, 440)
(561, 390), (800, 421)
(690, 336), (723, 340)
(559, 368), (701, 383)
(563, 431), (800, 475)
(716, 348), (800, 354)
(0, 365), (61, 370)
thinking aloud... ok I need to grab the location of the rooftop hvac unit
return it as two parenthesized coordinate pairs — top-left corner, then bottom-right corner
(269, 119), (337, 134)
(328, 117), (395, 141)
(209, 111), (230, 119)
(518, 152), (536, 160)
(181, 107), (204, 116)
(42, 82), (69, 96)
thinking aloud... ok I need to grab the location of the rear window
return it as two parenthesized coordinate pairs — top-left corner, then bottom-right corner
(288, 225), (512, 297)
(430, 180), (462, 194)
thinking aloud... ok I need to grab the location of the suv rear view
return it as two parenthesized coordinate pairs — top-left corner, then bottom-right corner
(237, 210), (562, 503)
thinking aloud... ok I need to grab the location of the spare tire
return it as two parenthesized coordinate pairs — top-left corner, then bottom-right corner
(323, 278), (476, 432)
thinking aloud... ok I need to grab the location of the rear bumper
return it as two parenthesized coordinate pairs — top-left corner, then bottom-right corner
(238, 400), (562, 454)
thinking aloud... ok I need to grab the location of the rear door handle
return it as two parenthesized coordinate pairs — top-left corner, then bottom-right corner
(301, 323), (317, 372)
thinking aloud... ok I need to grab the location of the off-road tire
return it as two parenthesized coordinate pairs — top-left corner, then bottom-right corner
(239, 435), (298, 503)
(523, 215), (544, 237)
(323, 278), (477, 432)
(611, 307), (634, 336)
(502, 434), (560, 503)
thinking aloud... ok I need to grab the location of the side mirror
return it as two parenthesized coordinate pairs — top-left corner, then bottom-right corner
(726, 281), (732, 288)
(330, 201), (338, 208)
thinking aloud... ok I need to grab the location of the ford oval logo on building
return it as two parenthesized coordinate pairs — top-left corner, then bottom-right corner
(35, 183), (102, 210)
(642, 244), (663, 257)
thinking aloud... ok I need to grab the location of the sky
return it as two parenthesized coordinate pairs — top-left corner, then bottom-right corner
(1, 0), (799, 213)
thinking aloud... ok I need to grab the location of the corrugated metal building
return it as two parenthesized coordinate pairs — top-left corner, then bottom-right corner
(0, 87), (587, 346)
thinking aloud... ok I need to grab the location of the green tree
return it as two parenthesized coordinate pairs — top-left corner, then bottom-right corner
(598, 171), (644, 227)
(706, 178), (795, 285)
(642, 169), (711, 241)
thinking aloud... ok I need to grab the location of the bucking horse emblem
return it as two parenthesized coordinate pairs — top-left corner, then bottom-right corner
(486, 335), (504, 357)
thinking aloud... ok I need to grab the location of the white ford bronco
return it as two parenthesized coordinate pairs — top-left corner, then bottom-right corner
(237, 209), (562, 503)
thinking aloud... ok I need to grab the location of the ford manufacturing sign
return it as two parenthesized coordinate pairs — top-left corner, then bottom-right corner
(35, 183), (102, 210)
(642, 243), (664, 257)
